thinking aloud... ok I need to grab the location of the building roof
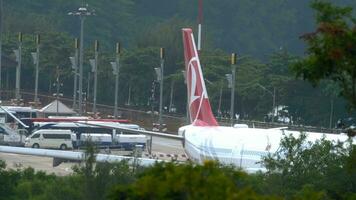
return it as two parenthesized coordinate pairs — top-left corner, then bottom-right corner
(39, 100), (76, 114)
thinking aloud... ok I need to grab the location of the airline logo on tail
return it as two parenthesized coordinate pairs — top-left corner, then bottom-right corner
(182, 28), (218, 126)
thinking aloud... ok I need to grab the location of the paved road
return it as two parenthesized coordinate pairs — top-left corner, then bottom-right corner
(0, 136), (186, 176)
(0, 152), (74, 176)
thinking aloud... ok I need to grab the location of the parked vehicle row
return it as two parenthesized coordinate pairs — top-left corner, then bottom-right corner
(23, 125), (148, 150)
(0, 121), (149, 150)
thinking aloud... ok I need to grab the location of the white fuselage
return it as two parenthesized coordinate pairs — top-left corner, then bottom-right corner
(178, 125), (351, 172)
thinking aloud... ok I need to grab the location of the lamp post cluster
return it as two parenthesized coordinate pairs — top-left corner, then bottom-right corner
(0, 2), (259, 126)
(5, 31), (61, 107)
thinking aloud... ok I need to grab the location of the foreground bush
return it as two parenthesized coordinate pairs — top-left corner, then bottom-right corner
(0, 135), (355, 199)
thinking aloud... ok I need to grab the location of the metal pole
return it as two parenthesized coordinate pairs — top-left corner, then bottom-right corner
(329, 98), (334, 129)
(158, 48), (164, 131)
(72, 38), (79, 110)
(272, 87), (276, 123)
(34, 34), (40, 104)
(218, 85), (222, 119)
(197, 0), (203, 51)
(93, 40), (98, 114)
(15, 33), (22, 101)
(114, 70), (119, 118)
(182, 70), (189, 124)
(114, 42), (120, 119)
(87, 72), (90, 105)
(78, 16), (85, 115)
(0, 0), (2, 100)
(257, 84), (275, 123)
(230, 53), (237, 126)
(56, 66), (60, 116)
(127, 84), (131, 106)
(169, 80), (174, 112)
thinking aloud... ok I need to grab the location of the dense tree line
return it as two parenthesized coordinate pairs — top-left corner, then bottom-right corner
(0, 0), (355, 127)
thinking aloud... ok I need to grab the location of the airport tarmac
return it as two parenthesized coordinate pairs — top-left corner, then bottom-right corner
(0, 135), (186, 176)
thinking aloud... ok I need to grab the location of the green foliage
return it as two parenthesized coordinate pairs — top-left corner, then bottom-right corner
(293, 184), (327, 200)
(107, 161), (279, 200)
(292, 1), (356, 109)
(262, 133), (356, 199)
(72, 142), (137, 200)
(1, 135), (356, 200)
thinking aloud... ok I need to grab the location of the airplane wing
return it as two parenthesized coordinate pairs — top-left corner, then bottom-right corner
(0, 145), (163, 167)
(76, 121), (184, 141)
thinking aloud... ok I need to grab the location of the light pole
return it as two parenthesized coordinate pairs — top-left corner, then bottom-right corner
(168, 79), (174, 112)
(13, 32), (22, 101)
(0, 0), (3, 99)
(31, 34), (40, 105)
(69, 38), (79, 110)
(110, 43), (120, 118)
(257, 84), (276, 122)
(217, 84), (223, 119)
(89, 40), (99, 115)
(225, 53), (237, 126)
(53, 66), (63, 116)
(68, 4), (94, 115)
(182, 70), (189, 123)
(157, 48), (165, 131)
(110, 60), (119, 117)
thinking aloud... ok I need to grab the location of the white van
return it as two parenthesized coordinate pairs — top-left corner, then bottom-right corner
(25, 129), (75, 150)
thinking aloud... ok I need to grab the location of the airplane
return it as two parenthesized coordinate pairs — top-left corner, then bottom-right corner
(0, 28), (353, 172)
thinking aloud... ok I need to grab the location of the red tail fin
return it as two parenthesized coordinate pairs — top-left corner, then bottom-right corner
(182, 28), (218, 126)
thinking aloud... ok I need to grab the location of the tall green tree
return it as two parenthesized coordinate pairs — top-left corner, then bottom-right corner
(292, 1), (356, 109)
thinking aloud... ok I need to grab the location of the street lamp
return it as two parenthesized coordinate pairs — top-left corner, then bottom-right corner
(110, 42), (121, 119)
(157, 48), (165, 131)
(0, 0), (3, 99)
(69, 38), (79, 110)
(182, 70), (189, 123)
(53, 66), (63, 116)
(257, 83), (276, 122)
(226, 53), (237, 126)
(89, 40), (99, 115)
(110, 60), (119, 116)
(68, 4), (95, 115)
(31, 34), (40, 105)
(13, 32), (22, 101)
